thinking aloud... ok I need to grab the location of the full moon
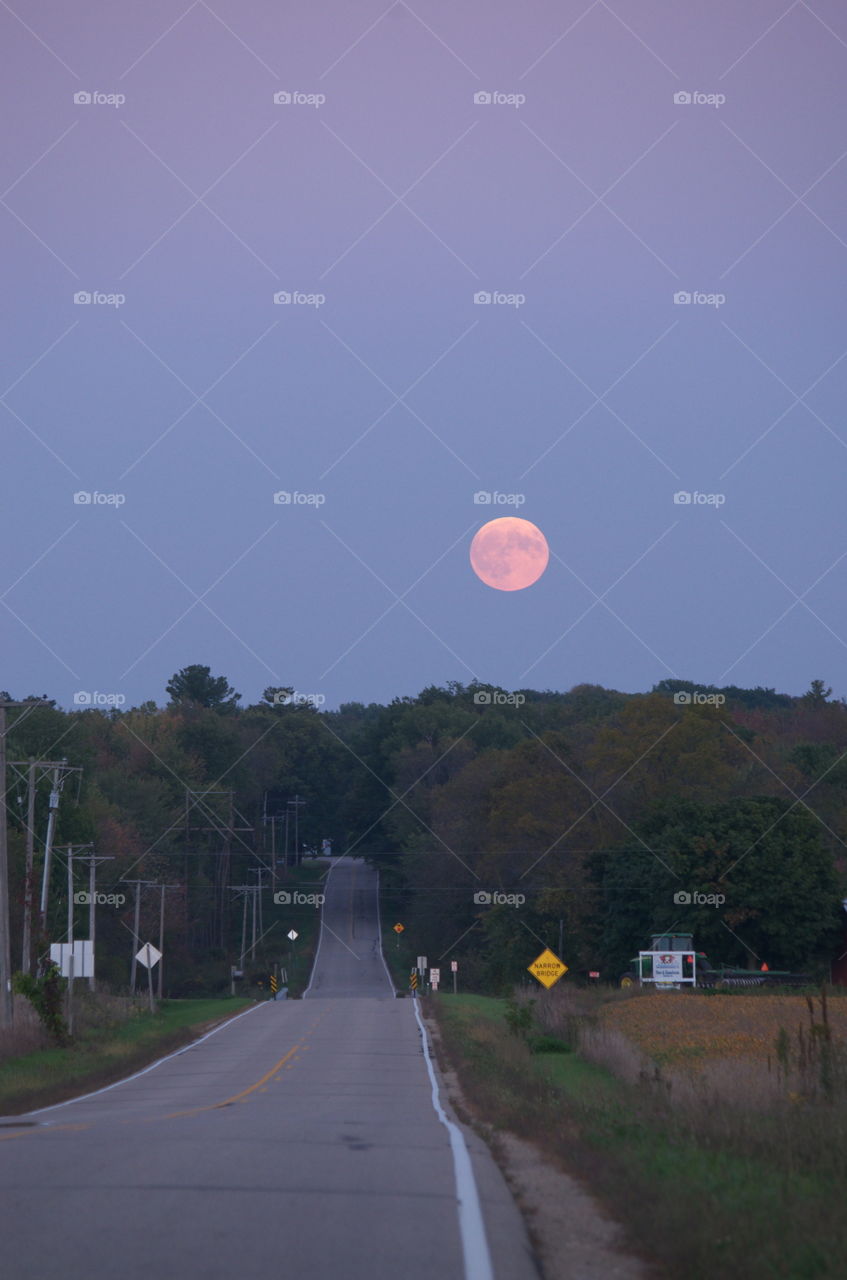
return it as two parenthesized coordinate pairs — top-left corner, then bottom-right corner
(470, 517), (549, 591)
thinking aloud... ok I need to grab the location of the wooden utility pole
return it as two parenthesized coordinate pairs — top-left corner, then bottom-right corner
(0, 703), (12, 1027)
(126, 880), (150, 992)
(76, 853), (113, 993)
(21, 760), (35, 974)
(66, 845), (74, 1036)
(0, 699), (49, 1023)
(155, 884), (178, 999)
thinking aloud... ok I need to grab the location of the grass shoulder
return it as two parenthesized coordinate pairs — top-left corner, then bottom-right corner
(432, 991), (847, 1280)
(0, 996), (253, 1116)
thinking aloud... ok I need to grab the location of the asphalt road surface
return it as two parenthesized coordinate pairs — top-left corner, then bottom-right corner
(0, 857), (537, 1280)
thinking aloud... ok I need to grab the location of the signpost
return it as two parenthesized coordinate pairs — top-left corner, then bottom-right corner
(429, 967), (440, 991)
(135, 942), (162, 1013)
(270, 973), (278, 999)
(409, 968), (418, 996)
(393, 922), (404, 950)
(451, 959), (458, 994)
(528, 948), (568, 989)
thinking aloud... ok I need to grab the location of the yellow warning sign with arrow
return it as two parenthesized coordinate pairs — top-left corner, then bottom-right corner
(528, 949), (568, 989)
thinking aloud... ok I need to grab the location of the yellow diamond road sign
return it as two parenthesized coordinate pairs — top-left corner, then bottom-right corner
(528, 949), (568, 988)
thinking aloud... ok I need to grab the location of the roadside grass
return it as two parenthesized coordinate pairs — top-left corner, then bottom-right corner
(0, 996), (252, 1116)
(432, 992), (847, 1280)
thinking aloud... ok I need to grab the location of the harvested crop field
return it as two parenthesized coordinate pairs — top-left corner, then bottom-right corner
(599, 991), (847, 1067)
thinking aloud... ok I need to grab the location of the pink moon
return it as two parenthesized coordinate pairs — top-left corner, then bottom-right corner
(469, 517), (549, 591)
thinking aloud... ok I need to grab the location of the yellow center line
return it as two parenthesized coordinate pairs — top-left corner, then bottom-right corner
(162, 1044), (302, 1118)
(4, 998), (338, 1142)
(160, 1003), (335, 1119)
(0, 1123), (89, 1143)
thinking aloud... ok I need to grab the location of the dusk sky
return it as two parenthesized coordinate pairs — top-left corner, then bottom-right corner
(3, 0), (847, 709)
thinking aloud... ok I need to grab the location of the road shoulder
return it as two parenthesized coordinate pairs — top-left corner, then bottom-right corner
(423, 1001), (650, 1280)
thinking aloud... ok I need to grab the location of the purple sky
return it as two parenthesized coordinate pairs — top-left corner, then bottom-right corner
(3, 0), (847, 709)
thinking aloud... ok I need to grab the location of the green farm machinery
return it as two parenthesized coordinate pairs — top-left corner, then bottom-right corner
(619, 933), (812, 990)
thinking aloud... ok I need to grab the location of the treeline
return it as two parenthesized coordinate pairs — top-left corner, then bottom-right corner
(2, 670), (845, 993)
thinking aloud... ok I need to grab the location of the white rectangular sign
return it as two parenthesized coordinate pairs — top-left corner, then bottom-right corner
(50, 941), (93, 978)
(429, 968), (440, 982)
(639, 951), (696, 985)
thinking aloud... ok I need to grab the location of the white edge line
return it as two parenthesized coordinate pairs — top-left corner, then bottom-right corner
(375, 866), (398, 995)
(413, 998), (495, 1280)
(302, 856), (339, 997)
(7, 1001), (263, 1121)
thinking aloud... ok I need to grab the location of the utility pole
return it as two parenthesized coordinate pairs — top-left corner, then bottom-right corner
(155, 885), (178, 999)
(125, 880), (154, 992)
(0, 702), (12, 1027)
(7, 757), (82, 971)
(248, 867), (266, 952)
(229, 885), (255, 969)
(288, 796), (305, 868)
(76, 852), (113, 993)
(39, 764), (61, 931)
(66, 845), (74, 1036)
(21, 760), (35, 974)
(0, 698), (51, 1025)
(34, 759), (80, 934)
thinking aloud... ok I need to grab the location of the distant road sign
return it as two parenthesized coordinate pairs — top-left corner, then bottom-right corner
(409, 969), (418, 991)
(417, 955), (427, 972)
(393, 923), (404, 934)
(429, 968), (440, 982)
(450, 960), (458, 972)
(135, 943), (161, 969)
(270, 974), (278, 995)
(287, 930), (299, 942)
(50, 941), (93, 978)
(589, 970), (600, 979)
(528, 949), (568, 988)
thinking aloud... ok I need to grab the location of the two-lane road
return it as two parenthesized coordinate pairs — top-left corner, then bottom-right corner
(0, 857), (537, 1280)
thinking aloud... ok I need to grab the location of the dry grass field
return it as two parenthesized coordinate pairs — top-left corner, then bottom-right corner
(597, 990), (847, 1069)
